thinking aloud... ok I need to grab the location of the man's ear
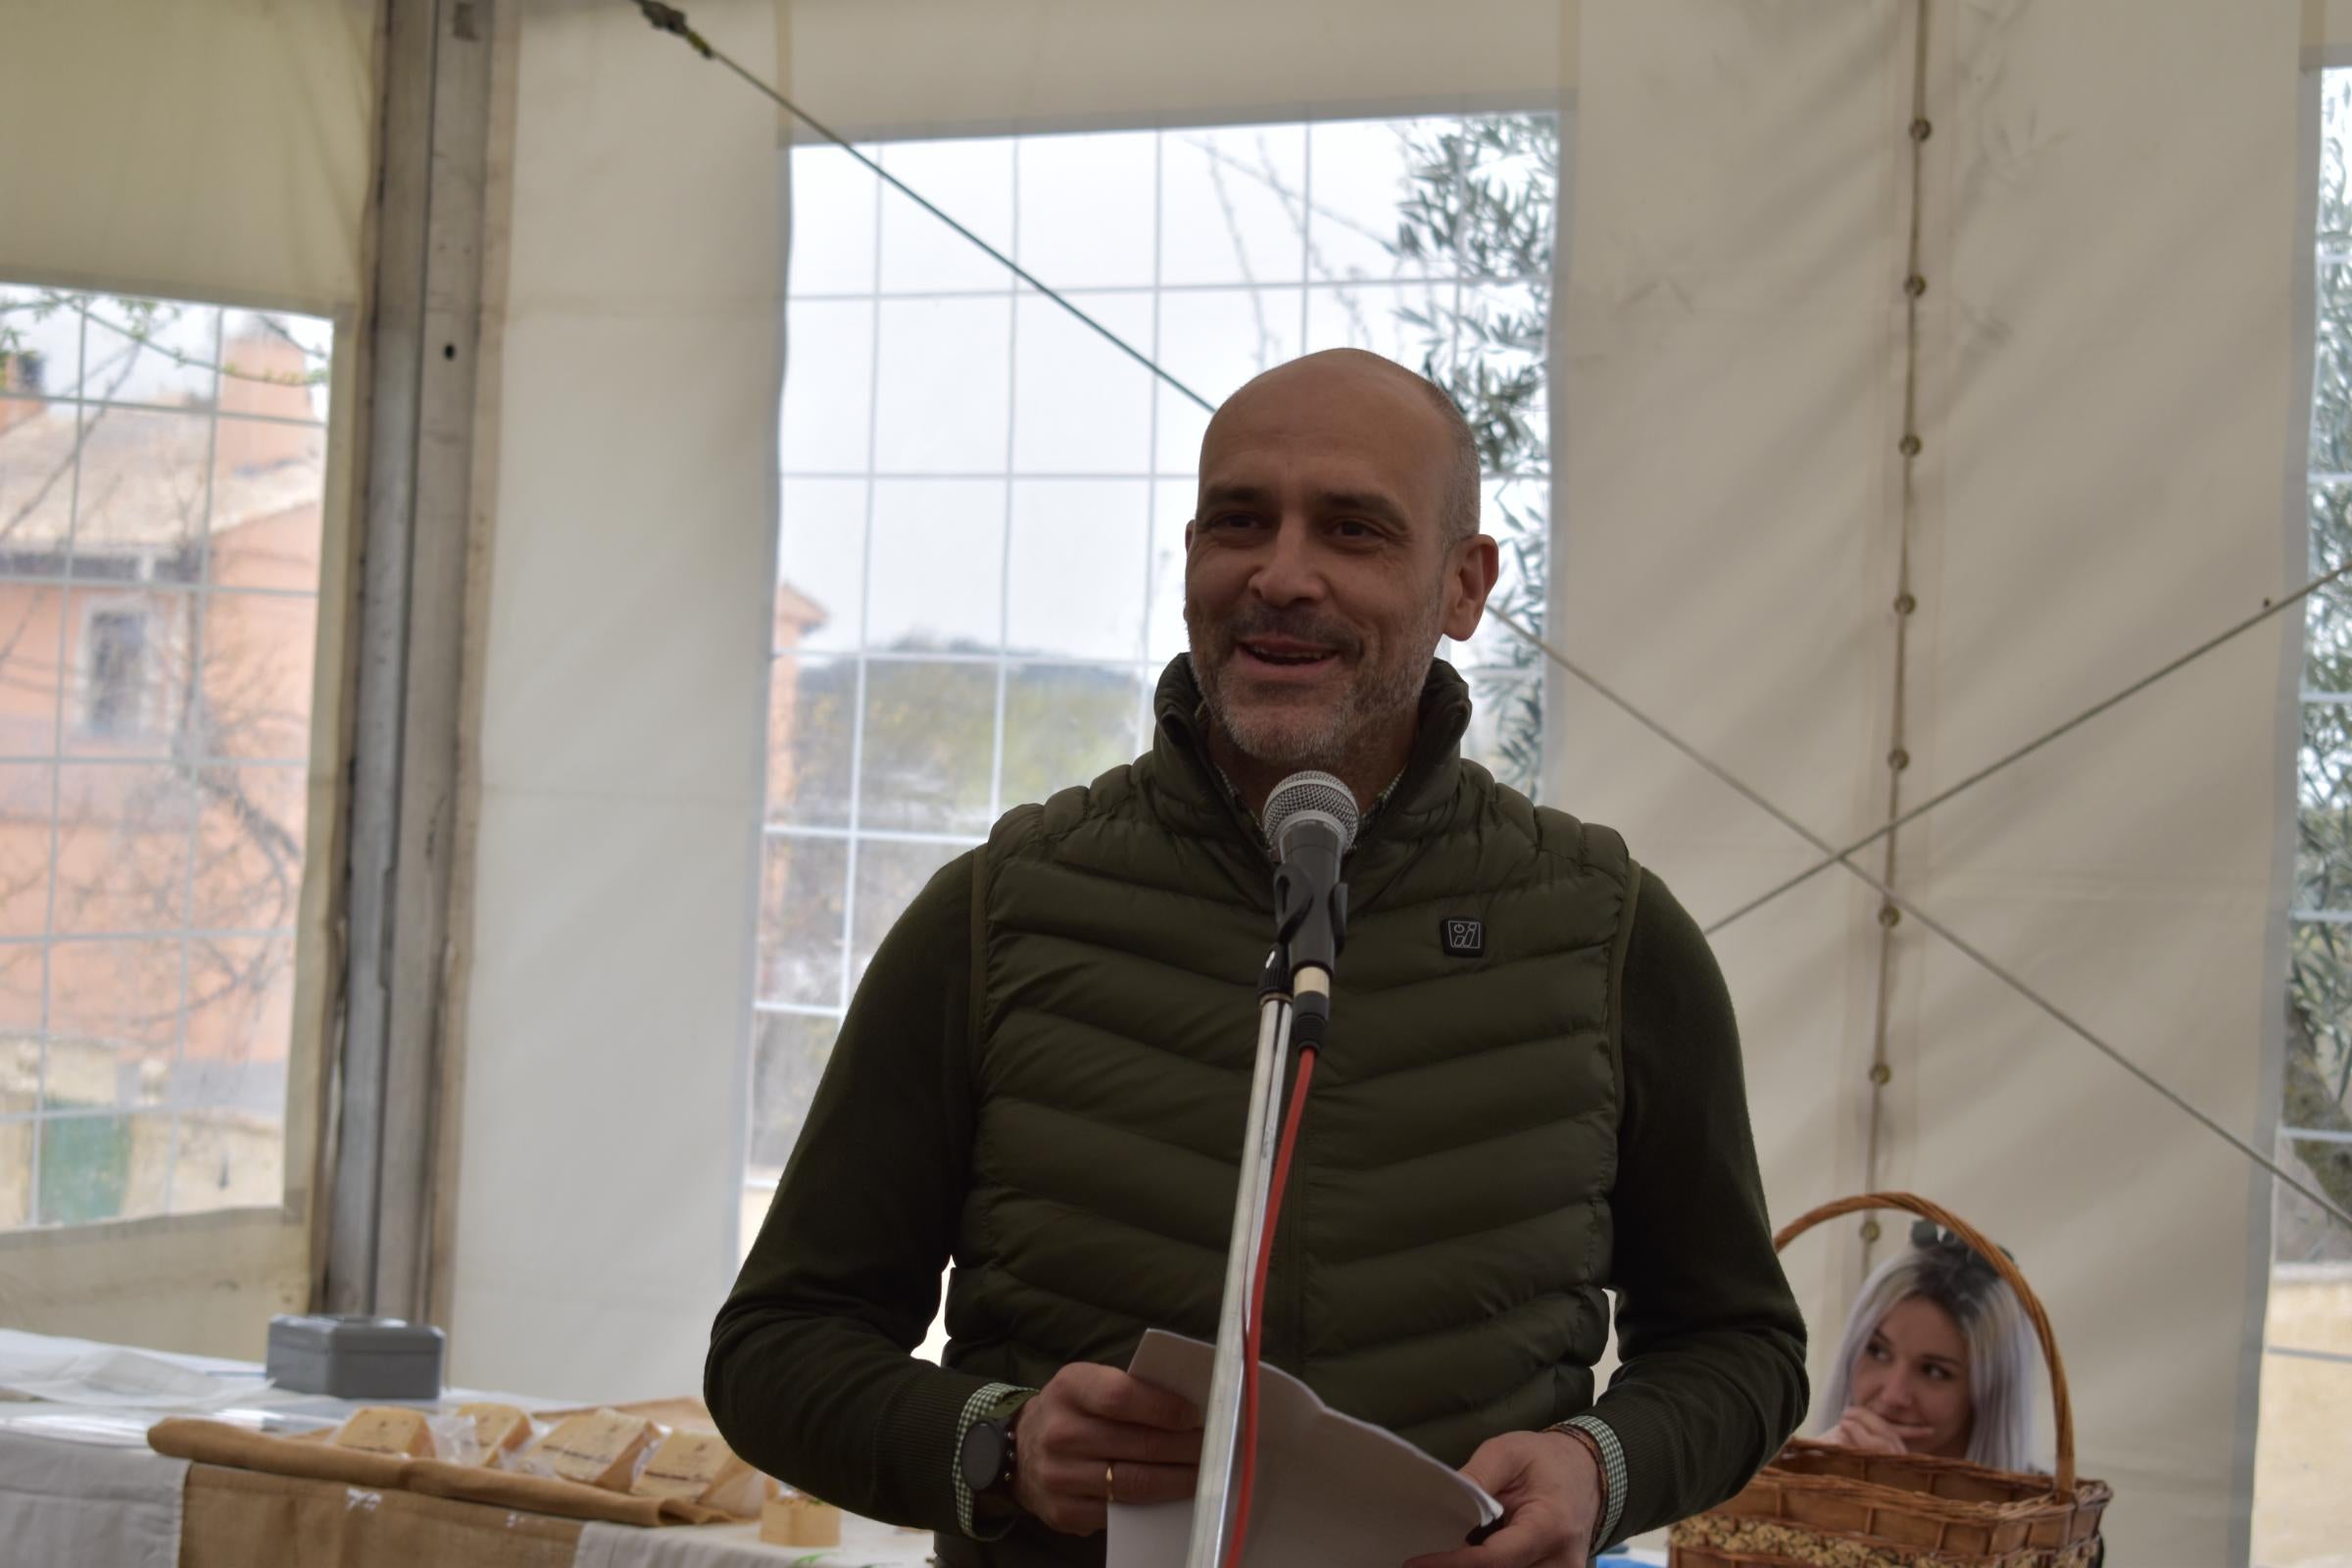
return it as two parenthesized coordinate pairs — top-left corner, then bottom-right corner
(1184, 518), (1197, 552)
(1441, 534), (1502, 642)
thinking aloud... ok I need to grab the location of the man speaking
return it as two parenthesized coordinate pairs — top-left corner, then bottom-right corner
(709, 349), (1807, 1566)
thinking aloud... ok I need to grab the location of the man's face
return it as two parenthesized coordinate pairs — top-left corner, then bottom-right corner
(1183, 357), (1492, 776)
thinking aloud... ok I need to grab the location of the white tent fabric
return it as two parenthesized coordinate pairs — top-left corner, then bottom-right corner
(1553, 3), (2305, 1561)
(446, 0), (785, 1400)
(780, 0), (1572, 140)
(0, 0), (376, 315)
(2318, 0), (2352, 56)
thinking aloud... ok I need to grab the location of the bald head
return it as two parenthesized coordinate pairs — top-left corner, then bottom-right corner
(1183, 347), (1503, 800)
(1213, 349), (1482, 548)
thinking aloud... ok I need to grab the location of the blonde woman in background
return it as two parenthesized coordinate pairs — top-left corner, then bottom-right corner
(1819, 1221), (2046, 1472)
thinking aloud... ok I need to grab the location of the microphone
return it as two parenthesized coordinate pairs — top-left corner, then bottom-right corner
(1186, 775), (1355, 1568)
(1263, 771), (1357, 1045)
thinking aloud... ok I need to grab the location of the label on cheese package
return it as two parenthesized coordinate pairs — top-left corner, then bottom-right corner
(526, 1408), (656, 1491)
(629, 1429), (770, 1516)
(458, 1401), (533, 1464)
(333, 1407), (437, 1459)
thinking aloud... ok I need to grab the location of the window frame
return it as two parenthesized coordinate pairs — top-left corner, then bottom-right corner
(0, 277), (352, 1266)
(745, 107), (1567, 1244)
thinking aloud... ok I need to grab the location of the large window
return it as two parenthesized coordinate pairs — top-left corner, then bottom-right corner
(745, 116), (1561, 1245)
(2260, 70), (2352, 1568)
(0, 286), (331, 1230)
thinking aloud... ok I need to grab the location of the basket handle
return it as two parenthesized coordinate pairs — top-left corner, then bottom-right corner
(1775, 1192), (2074, 1494)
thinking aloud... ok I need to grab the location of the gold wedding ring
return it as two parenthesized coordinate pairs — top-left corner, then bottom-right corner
(1105, 1461), (1117, 1503)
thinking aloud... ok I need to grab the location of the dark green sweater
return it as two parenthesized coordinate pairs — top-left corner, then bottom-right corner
(709, 854), (1806, 1552)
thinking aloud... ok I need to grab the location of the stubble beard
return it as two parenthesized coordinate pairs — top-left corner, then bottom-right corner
(1186, 604), (1441, 778)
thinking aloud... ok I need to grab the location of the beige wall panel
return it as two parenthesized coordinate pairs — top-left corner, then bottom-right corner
(0, 0), (377, 313)
(0, 1210), (308, 1358)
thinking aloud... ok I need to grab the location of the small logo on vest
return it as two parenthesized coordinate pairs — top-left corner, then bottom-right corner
(1441, 916), (1485, 957)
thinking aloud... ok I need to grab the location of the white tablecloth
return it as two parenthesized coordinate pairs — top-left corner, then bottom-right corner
(0, 1426), (186, 1568)
(577, 1516), (938, 1568)
(0, 1328), (936, 1566)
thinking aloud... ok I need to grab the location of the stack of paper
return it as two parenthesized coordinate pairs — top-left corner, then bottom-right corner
(1109, 1330), (1501, 1568)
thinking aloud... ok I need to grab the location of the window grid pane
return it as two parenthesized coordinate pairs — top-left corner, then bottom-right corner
(752, 117), (1559, 1231)
(2291, 76), (2352, 1275)
(0, 285), (329, 1231)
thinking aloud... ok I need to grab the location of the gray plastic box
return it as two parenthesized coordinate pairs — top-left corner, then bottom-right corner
(266, 1314), (445, 1399)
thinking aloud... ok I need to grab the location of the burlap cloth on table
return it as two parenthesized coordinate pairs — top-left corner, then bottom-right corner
(177, 1463), (586, 1568)
(147, 1412), (742, 1529)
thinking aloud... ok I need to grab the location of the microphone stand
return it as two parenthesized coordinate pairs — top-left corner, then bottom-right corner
(1184, 947), (1294, 1568)
(1185, 859), (1347, 1568)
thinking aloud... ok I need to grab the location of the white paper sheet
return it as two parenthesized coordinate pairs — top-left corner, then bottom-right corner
(1109, 1330), (1501, 1568)
(0, 1339), (269, 1411)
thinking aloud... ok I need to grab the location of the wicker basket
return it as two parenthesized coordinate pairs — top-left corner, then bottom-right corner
(1667, 1193), (2111, 1568)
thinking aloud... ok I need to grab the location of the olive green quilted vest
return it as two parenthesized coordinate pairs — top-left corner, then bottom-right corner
(942, 658), (1634, 1555)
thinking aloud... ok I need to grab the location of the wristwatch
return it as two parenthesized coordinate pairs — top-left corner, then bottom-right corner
(957, 1388), (1034, 1509)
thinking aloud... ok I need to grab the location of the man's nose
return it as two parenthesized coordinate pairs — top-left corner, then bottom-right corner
(1249, 518), (1327, 606)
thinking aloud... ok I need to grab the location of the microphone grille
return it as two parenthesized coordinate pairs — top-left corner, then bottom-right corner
(1263, 770), (1359, 855)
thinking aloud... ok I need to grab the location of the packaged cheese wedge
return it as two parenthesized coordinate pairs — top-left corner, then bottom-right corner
(761, 1491), (843, 1548)
(527, 1408), (656, 1490)
(628, 1428), (770, 1516)
(333, 1406), (437, 1458)
(458, 1401), (533, 1465)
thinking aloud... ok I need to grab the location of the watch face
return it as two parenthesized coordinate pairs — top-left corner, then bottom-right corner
(960, 1418), (1007, 1494)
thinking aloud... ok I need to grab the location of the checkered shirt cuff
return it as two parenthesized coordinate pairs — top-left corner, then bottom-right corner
(951, 1381), (1028, 1541)
(1559, 1413), (1628, 1548)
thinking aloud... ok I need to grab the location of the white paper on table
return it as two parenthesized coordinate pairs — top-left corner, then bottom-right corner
(0, 1344), (269, 1410)
(1108, 1329), (1501, 1568)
